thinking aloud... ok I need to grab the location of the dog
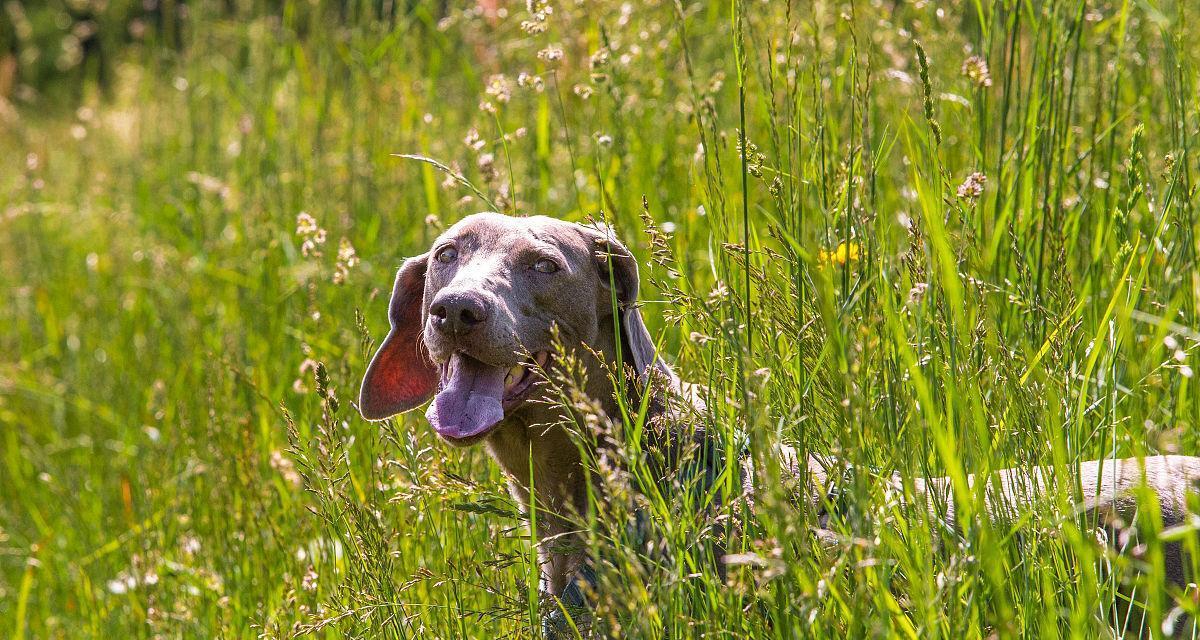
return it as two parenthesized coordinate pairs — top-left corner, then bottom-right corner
(359, 211), (1200, 634)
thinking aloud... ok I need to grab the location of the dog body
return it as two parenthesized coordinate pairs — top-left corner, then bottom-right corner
(360, 212), (1200, 628)
(797, 451), (1200, 581)
(360, 212), (669, 595)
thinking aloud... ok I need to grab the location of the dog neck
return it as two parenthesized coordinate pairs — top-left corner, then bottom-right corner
(481, 330), (626, 521)
(484, 411), (588, 594)
(479, 331), (635, 593)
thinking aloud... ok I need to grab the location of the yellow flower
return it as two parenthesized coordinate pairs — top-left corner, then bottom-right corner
(819, 242), (860, 266)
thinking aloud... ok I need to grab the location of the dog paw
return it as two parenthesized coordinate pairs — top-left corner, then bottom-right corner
(542, 604), (589, 639)
(542, 569), (594, 639)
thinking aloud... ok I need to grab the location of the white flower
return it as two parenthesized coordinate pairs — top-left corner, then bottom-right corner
(961, 55), (993, 88)
(956, 172), (987, 200)
(302, 566), (319, 591)
(537, 46), (564, 62)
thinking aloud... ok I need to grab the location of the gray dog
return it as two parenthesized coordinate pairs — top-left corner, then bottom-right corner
(359, 212), (1200, 634)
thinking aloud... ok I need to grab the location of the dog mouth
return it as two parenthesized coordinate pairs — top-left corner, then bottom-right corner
(425, 350), (550, 443)
(502, 351), (549, 407)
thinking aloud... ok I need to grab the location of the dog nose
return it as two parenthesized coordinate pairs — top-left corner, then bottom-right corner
(430, 291), (490, 336)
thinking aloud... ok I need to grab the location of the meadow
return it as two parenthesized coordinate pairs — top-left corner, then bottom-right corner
(4, 0), (1200, 637)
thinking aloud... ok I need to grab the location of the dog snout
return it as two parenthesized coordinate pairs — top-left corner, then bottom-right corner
(429, 290), (491, 336)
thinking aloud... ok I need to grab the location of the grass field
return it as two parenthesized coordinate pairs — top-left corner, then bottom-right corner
(5, 0), (1200, 637)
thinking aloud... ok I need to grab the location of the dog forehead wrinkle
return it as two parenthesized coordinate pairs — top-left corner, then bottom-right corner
(451, 213), (589, 257)
(509, 239), (572, 271)
(442, 219), (510, 252)
(526, 227), (572, 252)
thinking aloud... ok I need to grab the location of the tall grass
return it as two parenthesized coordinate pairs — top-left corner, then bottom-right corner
(3, 0), (1200, 637)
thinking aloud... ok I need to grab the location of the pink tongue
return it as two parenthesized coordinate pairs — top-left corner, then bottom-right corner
(426, 353), (506, 440)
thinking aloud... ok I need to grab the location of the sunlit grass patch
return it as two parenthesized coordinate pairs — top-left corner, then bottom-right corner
(3, 1), (1200, 637)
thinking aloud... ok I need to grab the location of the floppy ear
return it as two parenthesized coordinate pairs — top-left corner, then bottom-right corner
(359, 253), (439, 420)
(583, 225), (677, 384)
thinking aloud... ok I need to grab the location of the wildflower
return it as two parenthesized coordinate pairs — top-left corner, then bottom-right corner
(441, 163), (463, 190)
(819, 242), (860, 266)
(300, 230), (326, 258)
(594, 132), (613, 147)
(537, 45), (564, 62)
(180, 535), (201, 556)
(477, 153), (497, 182)
(590, 47), (610, 69)
(573, 84), (594, 100)
(521, 19), (548, 34)
(707, 282), (729, 305)
(337, 238), (358, 267)
(296, 212), (327, 257)
(333, 238), (359, 285)
(517, 72), (544, 92)
(961, 55), (993, 88)
(706, 71), (726, 94)
(907, 282), (928, 306)
(293, 356), (318, 393)
(270, 451), (302, 487)
(485, 74), (512, 104)
(525, 0), (552, 14)
(956, 172), (987, 200)
(296, 211), (318, 235)
(617, 3), (633, 27)
(522, 0), (553, 33)
(463, 128), (485, 151)
(107, 571), (137, 594)
(301, 566), (318, 592)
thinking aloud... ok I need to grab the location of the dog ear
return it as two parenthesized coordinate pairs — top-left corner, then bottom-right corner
(359, 253), (439, 420)
(583, 225), (677, 384)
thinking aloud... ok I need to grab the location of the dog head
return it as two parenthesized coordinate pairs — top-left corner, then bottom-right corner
(359, 212), (672, 445)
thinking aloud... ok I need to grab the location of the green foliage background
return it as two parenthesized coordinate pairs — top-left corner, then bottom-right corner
(4, 0), (1200, 637)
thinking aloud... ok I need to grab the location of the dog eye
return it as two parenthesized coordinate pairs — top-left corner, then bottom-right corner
(532, 258), (559, 274)
(435, 246), (458, 264)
